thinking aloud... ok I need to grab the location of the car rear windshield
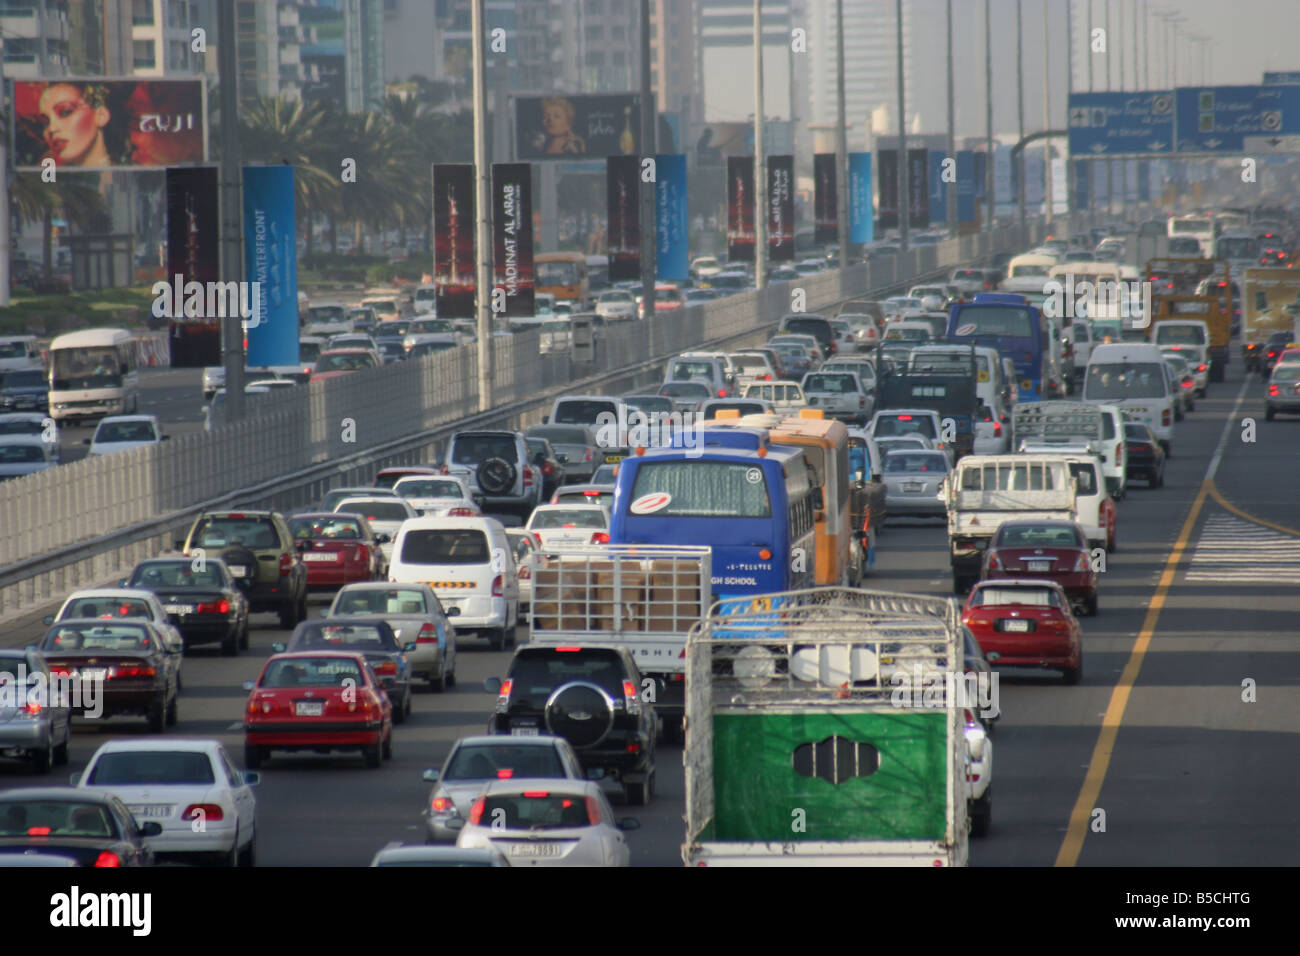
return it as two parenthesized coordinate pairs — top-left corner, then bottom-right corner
(731, 355), (770, 372)
(191, 517), (280, 550)
(622, 396), (673, 415)
(996, 525), (1082, 548)
(290, 516), (364, 539)
(0, 800), (118, 838)
(395, 479), (465, 499)
(1067, 462), (1099, 495)
(291, 623), (398, 651)
(130, 562), (226, 589)
(299, 341), (322, 362)
(552, 401), (617, 425)
(1154, 326), (1207, 345)
(873, 415), (937, 439)
(445, 744), (565, 781)
(0, 444), (43, 462)
(2, 369), (44, 388)
(884, 452), (948, 473)
(1083, 363), (1168, 400)
(95, 420), (156, 443)
(706, 402), (766, 416)
(531, 426), (590, 444)
(971, 587), (1060, 607)
(660, 382), (710, 397)
(336, 500), (409, 522)
(630, 461), (772, 517)
(317, 353), (375, 371)
(61, 598), (152, 620)
(86, 751), (215, 786)
(400, 529), (490, 565)
(530, 509), (607, 529)
(509, 649), (626, 706)
(782, 318), (831, 343)
(42, 624), (152, 652)
(669, 361), (718, 380)
(260, 657), (363, 688)
(804, 373), (858, 393)
(451, 434), (517, 464)
(335, 588), (428, 615)
(479, 793), (594, 829)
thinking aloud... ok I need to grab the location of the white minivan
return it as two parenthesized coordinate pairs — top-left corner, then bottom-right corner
(1082, 343), (1175, 455)
(388, 516), (521, 650)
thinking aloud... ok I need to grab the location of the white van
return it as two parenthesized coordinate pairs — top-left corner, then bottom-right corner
(999, 254), (1057, 294)
(0, 335), (42, 373)
(663, 353), (735, 397)
(413, 284), (437, 314)
(47, 328), (140, 424)
(1082, 343), (1175, 455)
(388, 516), (521, 650)
(907, 344), (1011, 453)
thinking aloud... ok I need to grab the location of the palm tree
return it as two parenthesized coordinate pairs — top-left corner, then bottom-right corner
(9, 175), (108, 281)
(323, 109), (417, 252)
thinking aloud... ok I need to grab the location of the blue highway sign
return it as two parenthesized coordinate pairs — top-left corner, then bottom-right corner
(1175, 84), (1300, 154)
(1068, 92), (1174, 157)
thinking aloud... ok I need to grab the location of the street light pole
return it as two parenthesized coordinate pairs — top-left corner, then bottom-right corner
(836, 0), (849, 268)
(1016, 0), (1025, 233)
(1066, 0), (1074, 217)
(896, 0), (909, 251)
(754, 0), (767, 290)
(471, 0), (492, 412)
(946, 0), (957, 231)
(639, 0), (656, 342)
(217, 0), (245, 422)
(984, 0), (993, 238)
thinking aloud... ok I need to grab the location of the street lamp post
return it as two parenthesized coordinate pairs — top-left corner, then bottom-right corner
(984, 0), (993, 238)
(754, 0), (767, 290)
(895, 0), (908, 251)
(836, 0), (849, 268)
(946, 0), (957, 231)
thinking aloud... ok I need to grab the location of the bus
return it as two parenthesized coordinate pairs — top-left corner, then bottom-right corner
(946, 300), (1049, 403)
(609, 444), (818, 600)
(536, 252), (590, 308)
(1167, 214), (1214, 257)
(47, 328), (140, 425)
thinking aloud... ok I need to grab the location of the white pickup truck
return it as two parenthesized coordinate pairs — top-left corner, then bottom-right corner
(942, 454), (1078, 593)
(530, 544), (711, 740)
(1013, 401), (1126, 500)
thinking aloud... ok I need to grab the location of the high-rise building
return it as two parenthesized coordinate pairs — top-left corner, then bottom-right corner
(382, 0), (436, 83)
(0, 0), (70, 78)
(300, 0), (383, 111)
(128, 0), (205, 76)
(650, 0), (702, 135)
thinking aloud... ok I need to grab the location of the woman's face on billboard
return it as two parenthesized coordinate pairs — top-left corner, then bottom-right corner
(38, 83), (110, 166)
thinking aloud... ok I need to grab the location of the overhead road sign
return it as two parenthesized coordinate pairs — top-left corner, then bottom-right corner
(1067, 92), (1174, 157)
(1175, 84), (1300, 154)
(1263, 72), (1300, 85)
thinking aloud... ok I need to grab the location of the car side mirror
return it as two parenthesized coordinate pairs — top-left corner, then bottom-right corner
(242, 680), (255, 692)
(140, 821), (164, 837)
(586, 767), (606, 781)
(618, 817), (641, 831)
(271, 642), (286, 653)
(68, 772), (81, 786)
(375, 533), (390, 544)
(319, 608), (329, 617)
(243, 772), (261, 786)
(42, 615), (53, 625)
(422, 769), (440, 783)
(82, 438), (91, 445)
(484, 676), (502, 693)
(446, 606), (461, 616)
(403, 641), (417, 652)
(541, 415), (549, 423)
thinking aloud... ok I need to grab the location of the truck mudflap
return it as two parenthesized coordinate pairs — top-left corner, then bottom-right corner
(685, 840), (966, 867)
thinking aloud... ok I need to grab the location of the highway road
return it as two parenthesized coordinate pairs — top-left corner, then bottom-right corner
(4, 356), (1296, 866)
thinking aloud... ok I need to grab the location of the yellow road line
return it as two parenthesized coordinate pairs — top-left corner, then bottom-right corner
(1207, 482), (1300, 537)
(1053, 478), (1211, 867)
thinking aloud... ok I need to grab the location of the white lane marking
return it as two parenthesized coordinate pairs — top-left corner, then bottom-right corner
(1205, 373), (1252, 483)
(1185, 514), (1300, 582)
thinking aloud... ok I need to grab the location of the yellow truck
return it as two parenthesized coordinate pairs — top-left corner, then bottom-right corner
(1144, 258), (1232, 382)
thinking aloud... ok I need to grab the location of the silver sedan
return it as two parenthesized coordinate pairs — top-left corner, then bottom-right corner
(880, 449), (951, 522)
(326, 583), (457, 691)
(0, 649), (71, 774)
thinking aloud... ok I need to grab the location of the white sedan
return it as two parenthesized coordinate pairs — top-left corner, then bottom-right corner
(455, 779), (638, 866)
(524, 504), (610, 549)
(86, 415), (168, 456)
(75, 738), (259, 866)
(48, 588), (186, 685)
(333, 496), (418, 562)
(392, 475), (481, 518)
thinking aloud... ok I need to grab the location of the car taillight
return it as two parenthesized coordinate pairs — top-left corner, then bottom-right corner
(416, 623), (439, 645)
(468, 798), (486, 825)
(518, 564), (532, 579)
(1073, 552), (1090, 572)
(586, 795), (604, 825)
(1115, 442), (1123, 462)
(183, 804), (224, 822)
(49, 664), (71, 677)
(986, 550), (1002, 571)
(20, 701), (41, 716)
(590, 531), (610, 544)
(1269, 384), (1280, 396)
(1162, 408), (1171, 426)
(279, 552), (292, 575)
(448, 507), (475, 516)
(109, 663), (156, 679)
(623, 678), (641, 715)
(718, 388), (727, 397)
(584, 448), (593, 462)
(196, 600), (230, 614)
(440, 465), (449, 474)
(93, 851), (121, 867)
(491, 574), (503, 597)
(431, 796), (454, 813)
(993, 422), (1002, 437)
(532, 532), (543, 547)
(541, 461), (554, 475)
(523, 465), (534, 486)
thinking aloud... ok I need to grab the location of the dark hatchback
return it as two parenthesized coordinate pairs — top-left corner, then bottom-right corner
(0, 788), (159, 866)
(485, 646), (658, 805)
(778, 313), (836, 357)
(1124, 422), (1166, 488)
(0, 368), (49, 412)
(124, 557), (250, 655)
(277, 619), (415, 724)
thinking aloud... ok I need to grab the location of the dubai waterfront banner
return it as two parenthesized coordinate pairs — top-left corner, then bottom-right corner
(767, 154), (794, 262)
(726, 156), (755, 262)
(164, 166), (220, 367)
(848, 152), (873, 244)
(606, 155), (641, 281)
(433, 163), (475, 319)
(491, 162), (535, 318)
(655, 153), (688, 281)
(814, 153), (838, 246)
(242, 165), (298, 368)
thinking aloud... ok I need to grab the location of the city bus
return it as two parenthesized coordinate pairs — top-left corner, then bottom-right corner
(609, 444), (817, 599)
(536, 252), (590, 308)
(946, 300), (1049, 403)
(1167, 214), (1214, 257)
(47, 328), (140, 424)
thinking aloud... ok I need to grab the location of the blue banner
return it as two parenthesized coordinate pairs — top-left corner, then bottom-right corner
(1137, 160), (1150, 201)
(956, 151), (975, 223)
(655, 153), (688, 281)
(848, 152), (873, 244)
(243, 165), (298, 367)
(928, 150), (946, 224)
(973, 152), (986, 199)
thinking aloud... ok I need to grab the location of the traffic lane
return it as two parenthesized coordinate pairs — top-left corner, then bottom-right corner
(57, 367), (208, 464)
(1078, 370), (1300, 865)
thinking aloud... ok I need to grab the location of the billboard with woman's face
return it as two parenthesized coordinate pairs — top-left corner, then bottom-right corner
(9, 78), (207, 170)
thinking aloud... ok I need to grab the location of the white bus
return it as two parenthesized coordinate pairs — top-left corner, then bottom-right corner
(47, 328), (140, 425)
(1167, 215), (1214, 257)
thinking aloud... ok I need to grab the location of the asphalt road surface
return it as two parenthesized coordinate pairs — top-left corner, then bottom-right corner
(5, 358), (1297, 866)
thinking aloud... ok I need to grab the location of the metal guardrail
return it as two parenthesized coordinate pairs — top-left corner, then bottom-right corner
(0, 220), (1066, 624)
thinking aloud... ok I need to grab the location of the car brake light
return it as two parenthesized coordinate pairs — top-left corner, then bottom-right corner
(532, 532), (543, 547)
(374, 660), (397, 675)
(491, 574), (503, 597)
(48, 664), (71, 677)
(468, 798), (485, 825)
(279, 552), (292, 575)
(416, 623), (438, 644)
(896, 415), (913, 421)
(27, 826), (51, 836)
(431, 796), (452, 813)
(109, 663), (156, 678)
(1269, 384), (1280, 396)
(93, 851), (121, 867)
(196, 600), (230, 614)
(986, 550), (1001, 571)
(21, 701), (40, 716)
(440, 465), (449, 474)
(1162, 408), (1171, 426)
(522, 791), (549, 798)
(227, 513), (246, 519)
(1073, 552), (1090, 572)
(541, 461), (554, 475)
(590, 531), (610, 544)
(523, 466), (534, 487)
(448, 507), (475, 517)
(584, 448), (593, 462)
(183, 804), (224, 822)
(993, 422), (1002, 437)
(622, 678), (640, 715)
(518, 564), (531, 579)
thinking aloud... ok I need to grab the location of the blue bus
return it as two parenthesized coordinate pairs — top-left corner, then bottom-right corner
(609, 445), (817, 600)
(947, 298), (1048, 403)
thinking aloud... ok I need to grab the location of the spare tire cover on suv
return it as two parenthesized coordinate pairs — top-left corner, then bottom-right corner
(545, 681), (614, 749)
(476, 457), (516, 495)
(218, 545), (257, 583)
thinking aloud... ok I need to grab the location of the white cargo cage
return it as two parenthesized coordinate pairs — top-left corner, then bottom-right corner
(683, 587), (969, 867)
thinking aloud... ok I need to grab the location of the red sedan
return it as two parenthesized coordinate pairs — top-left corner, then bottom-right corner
(243, 651), (392, 769)
(981, 519), (1098, 616)
(962, 579), (1083, 684)
(288, 513), (387, 592)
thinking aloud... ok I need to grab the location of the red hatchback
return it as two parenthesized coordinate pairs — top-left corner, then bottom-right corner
(963, 580), (1083, 684)
(243, 651), (392, 769)
(981, 520), (1098, 616)
(288, 513), (387, 592)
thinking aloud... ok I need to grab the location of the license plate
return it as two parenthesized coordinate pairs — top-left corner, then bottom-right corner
(130, 805), (173, 818)
(903, 482), (923, 493)
(301, 552), (338, 562)
(227, 565), (248, 577)
(164, 604), (194, 615)
(511, 727), (539, 737)
(1001, 619), (1031, 632)
(295, 701), (324, 716)
(1027, 560), (1052, 572)
(510, 842), (561, 857)
(605, 454), (625, 463)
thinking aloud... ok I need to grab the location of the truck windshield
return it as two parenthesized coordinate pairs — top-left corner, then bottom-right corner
(52, 347), (121, 390)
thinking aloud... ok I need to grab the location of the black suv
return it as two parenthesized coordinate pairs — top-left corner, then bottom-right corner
(180, 510), (308, 629)
(485, 646), (658, 805)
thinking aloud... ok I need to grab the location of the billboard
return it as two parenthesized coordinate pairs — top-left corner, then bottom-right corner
(1243, 270), (1300, 342)
(767, 155), (794, 262)
(10, 78), (206, 170)
(433, 164), (475, 319)
(655, 154), (688, 281)
(164, 167), (221, 368)
(956, 151), (975, 223)
(928, 151), (946, 225)
(877, 149), (899, 231)
(606, 155), (641, 281)
(848, 152), (873, 244)
(907, 148), (929, 229)
(814, 153), (838, 246)
(243, 166), (299, 368)
(491, 163), (535, 318)
(515, 94), (645, 160)
(727, 156), (755, 262)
